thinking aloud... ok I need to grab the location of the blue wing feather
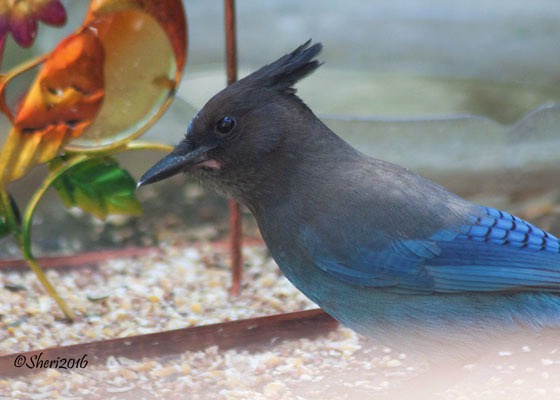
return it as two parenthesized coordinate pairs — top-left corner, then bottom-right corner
(426, 207), (560, 292)
(457, 207), (559, 253)
(310, 206), (560, 294)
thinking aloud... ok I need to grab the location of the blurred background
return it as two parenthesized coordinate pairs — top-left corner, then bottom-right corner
(2, 0), (560, 257)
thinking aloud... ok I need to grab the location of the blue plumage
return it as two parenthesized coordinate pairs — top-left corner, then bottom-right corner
(303, 205), (560, 294)
(139, 41), (560, 353)
(459, 207), (558, 252)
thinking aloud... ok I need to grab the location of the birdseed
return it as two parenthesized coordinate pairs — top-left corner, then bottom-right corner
(1, 244), (560, 399)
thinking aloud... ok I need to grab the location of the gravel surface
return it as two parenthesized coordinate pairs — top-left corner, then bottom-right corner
(1, 245), (316, 353)
(2, 244), (560, 399)
(0, 244), (420, 399)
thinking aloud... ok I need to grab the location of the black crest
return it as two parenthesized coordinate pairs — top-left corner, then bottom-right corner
(243, 40), (323, 94)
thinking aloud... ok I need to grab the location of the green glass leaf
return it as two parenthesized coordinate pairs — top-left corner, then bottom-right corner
(51, 156), (142, 220)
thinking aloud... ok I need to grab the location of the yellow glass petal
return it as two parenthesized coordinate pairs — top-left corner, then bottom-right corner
(66, 0), (187, 151)
(66, 9), (180, 150)
(86, 0), (187, 73)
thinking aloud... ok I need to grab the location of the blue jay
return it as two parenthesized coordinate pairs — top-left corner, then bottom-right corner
(139, 42), (560, 351)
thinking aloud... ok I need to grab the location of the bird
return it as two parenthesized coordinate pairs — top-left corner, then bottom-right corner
(138, 41), (560, 354)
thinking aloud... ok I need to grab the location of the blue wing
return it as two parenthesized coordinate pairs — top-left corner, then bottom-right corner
(308, 206), (560, 293)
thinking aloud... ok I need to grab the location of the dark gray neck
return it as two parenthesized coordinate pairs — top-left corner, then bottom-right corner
(241, 118), (360, 213)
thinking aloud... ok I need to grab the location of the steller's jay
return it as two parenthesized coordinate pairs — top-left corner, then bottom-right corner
(139, 41), (560, 352)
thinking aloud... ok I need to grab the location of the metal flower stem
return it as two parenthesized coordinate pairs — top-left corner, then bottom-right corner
(21, 155), (91, 321)
(1, 181), (78, 320)
(13, 142), (173, 321)
(224, 0), (243, 297)
(0, 54), (47, 121)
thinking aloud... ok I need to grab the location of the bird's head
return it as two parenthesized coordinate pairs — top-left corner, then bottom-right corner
(137, 41), (323, 201)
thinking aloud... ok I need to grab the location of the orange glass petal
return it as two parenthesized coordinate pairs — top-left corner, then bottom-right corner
(0, 28), (105, 184)
(65, 0), (187, 150)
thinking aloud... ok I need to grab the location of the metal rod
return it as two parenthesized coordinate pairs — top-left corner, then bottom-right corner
(0, 309), (337, 378)
(225, 0), (238, 85)
(224, 0), (243, 296)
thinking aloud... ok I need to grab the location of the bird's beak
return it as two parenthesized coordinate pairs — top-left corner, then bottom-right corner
(137, 142), (216, 187)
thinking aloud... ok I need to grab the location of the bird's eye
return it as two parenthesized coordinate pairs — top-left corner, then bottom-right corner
(216, 116), (236, 134)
